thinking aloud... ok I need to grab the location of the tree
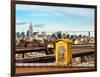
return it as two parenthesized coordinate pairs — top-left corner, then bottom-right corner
(57, 31), (62, 39)
(21, 32), (25, 38)
(16, 32), (21, 38)
(51, 33), (57, 40)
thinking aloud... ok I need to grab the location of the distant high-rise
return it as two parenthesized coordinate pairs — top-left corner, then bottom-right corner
(26, 30), (29, 37)
(28, 21), (33, 36)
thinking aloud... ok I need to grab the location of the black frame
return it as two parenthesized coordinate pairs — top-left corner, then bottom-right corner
(11, 0), (97, 77)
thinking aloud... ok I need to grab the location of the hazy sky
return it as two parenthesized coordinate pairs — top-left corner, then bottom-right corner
(16, 4), (95, 33)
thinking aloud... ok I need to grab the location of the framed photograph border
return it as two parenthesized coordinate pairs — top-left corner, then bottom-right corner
(11, 0), (97, 77)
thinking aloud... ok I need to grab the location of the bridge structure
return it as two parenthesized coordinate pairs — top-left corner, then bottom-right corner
(15, 45), (95, 63)
(15, 45), (96, 75)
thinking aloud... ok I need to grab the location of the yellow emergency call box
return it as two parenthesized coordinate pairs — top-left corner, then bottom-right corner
(55, 39), (72, 65)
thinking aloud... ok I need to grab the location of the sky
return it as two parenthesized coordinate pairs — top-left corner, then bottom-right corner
(16, 4), (95, 33)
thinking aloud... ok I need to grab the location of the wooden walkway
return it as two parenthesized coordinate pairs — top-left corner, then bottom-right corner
(16, 66), (95, 75)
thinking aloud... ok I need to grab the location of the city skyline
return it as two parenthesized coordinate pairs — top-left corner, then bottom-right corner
(16, 4), (95, 32)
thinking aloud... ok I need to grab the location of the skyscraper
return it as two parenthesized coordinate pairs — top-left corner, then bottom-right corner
(28, 21), (33, 36)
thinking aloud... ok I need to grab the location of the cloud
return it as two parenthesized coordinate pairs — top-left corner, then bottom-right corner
(16, 4), (94, 19)
(16, 4), (94, 33)
(33, 24), (94, 32)
(16, 22), (27, 25)
(33, 24), (45, 27)
(16, 4), (43, 11)
(61, 7), (94, 18)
